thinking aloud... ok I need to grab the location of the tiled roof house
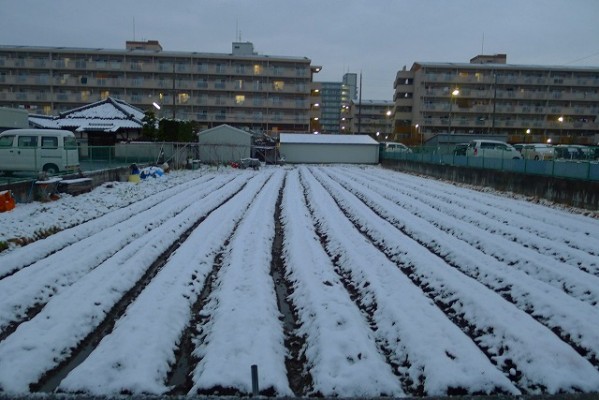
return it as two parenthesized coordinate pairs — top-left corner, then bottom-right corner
(29, 97), (146, 145)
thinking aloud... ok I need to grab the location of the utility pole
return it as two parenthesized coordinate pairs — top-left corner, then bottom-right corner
(172, 62), (176, 119)
(357, 71), (362, 135)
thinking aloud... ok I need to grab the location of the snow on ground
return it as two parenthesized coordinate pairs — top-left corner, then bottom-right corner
(0, 164), (598, 397)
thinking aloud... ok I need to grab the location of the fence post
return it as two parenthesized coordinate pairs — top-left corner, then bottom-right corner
(251, 364), (259, 396)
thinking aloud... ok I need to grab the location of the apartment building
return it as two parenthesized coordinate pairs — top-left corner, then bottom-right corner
(0, 41), (320, 134)
(344, 99), (394, 140)
(393, 55), (599, 144)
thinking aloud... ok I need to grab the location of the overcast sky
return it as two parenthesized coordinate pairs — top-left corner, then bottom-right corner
(1, 0), (598, 100)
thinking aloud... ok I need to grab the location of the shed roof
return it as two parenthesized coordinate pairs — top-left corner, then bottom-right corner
(198, 124), (253, 138)
(280, 133), (378, 145)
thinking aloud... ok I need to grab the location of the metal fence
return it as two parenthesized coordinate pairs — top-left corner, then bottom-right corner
(381, 145), (599, 181)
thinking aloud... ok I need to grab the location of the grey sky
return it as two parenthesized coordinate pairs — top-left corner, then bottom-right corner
(1, 0), (598, 100)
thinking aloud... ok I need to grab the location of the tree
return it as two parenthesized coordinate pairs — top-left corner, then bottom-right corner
(141, 111), (158, 141)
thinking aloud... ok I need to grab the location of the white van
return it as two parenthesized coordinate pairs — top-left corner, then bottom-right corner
(0, 129), (79, 175)
(466, 140), (522, 159)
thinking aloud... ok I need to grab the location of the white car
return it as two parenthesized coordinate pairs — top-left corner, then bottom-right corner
(466, 140), (522, 159)
(380, 142), (412, 153)
(520, 143), (554, 160)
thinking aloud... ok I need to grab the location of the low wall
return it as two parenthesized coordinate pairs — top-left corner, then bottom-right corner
(0, 166), (131, 203)
(382, 160), (599, 211)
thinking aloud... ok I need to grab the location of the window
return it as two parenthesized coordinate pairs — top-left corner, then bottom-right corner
(235, 95), (245, 104)
(273, 81), (285, 91)
(0, 135), (15, 147)
(18, 136), (38, 148)
(41, 136), (58, 149)
(64, 136), (77, 149)
(178, 93), (190, 103)
(254, 64), (263, 75)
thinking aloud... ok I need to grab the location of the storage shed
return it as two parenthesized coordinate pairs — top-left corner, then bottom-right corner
(279, 133), (379, 164)
(198, 124), (252, 163)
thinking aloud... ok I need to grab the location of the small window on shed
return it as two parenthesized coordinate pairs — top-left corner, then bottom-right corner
(42, 136), (58, 149)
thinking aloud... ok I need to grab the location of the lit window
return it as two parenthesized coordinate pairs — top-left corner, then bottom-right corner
(235, 95), (245, 104)
(178, 93), (190, 103)
(254, 65), (263, 75)
(273, 81), (285, 91)
(100, 90), (110, 100)
(81, 90), (90, 101)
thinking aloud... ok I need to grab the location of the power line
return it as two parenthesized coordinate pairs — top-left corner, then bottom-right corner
(563, 51), (599, 65)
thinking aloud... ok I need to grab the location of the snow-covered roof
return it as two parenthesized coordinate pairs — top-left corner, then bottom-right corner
(280, 133), (378, 145)
(28, 97), (145, 133)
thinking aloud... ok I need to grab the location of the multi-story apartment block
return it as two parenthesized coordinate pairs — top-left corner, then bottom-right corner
(0, 41), (320, 134)
(393, 55), (599, 144)
(345, 99), (394, 140)
(313, 73), (357, 135)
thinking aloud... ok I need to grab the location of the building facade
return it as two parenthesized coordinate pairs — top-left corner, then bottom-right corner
(393, 56), (599, 145)
(345, 99), (394, 140)
(0, 41), (319, 135)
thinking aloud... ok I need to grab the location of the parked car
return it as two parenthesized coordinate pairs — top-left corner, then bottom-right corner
(380, 142), (412, 153)
(520, 143), (554, 160)
(554, 145), (591, 161)
(0, 129), (79, 175)
(466, 140), (522, 159)
(453, 143), (469, 156)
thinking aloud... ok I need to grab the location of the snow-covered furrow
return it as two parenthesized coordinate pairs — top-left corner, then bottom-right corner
(0, 173), (255, 394)
(299, 167), (519, 397)
(0, 173), (242, 336)
(324, 167), (599, 367)
(355, 168), (598, 275)
(334, 167), (599, 301)
(190, 170), (291, 396)
(0, 172), (220, 278)
(309, 166), (599, 394)
(58, 172), (275, 396)
(281, 169), (403, 397)
(371, 167), (598, 257)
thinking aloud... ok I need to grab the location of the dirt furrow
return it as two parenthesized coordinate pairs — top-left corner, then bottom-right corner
(297, 170), (412, 395)
(31, 183), (247, 393)
(270, 177), (312, 396)
(324, 168), (599, 370)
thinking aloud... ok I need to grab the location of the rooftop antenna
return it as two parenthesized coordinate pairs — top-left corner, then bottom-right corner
(481, 32), (485, 54)
(133, 17), (136, 41)
(235, 19), (242, 41)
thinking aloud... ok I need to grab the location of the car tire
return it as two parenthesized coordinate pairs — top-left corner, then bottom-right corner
(43, 164), (59, 175)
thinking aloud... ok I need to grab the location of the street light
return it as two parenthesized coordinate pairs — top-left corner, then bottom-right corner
(558, 116), (564, 142)
(448, 89), (459, 134)
(526, 128), (531, 143)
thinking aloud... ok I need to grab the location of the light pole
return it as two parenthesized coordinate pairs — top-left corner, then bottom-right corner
(448, 89), (459, 134)
(526, 128), (531, 143)
(558, 116), (564, 143)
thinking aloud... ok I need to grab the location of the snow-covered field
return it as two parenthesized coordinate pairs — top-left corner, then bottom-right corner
(0, 165), (598, 397)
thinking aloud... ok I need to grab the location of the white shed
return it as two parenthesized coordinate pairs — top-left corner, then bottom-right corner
(279, 133), (379, 164)
(198, 124), (252, 163)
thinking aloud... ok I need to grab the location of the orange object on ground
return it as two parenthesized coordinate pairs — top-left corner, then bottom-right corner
(0, 190), (16, 212)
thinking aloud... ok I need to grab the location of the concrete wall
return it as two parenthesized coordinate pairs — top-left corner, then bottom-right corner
(280, 143), (379, 164)
(382, 159), (599, 210)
